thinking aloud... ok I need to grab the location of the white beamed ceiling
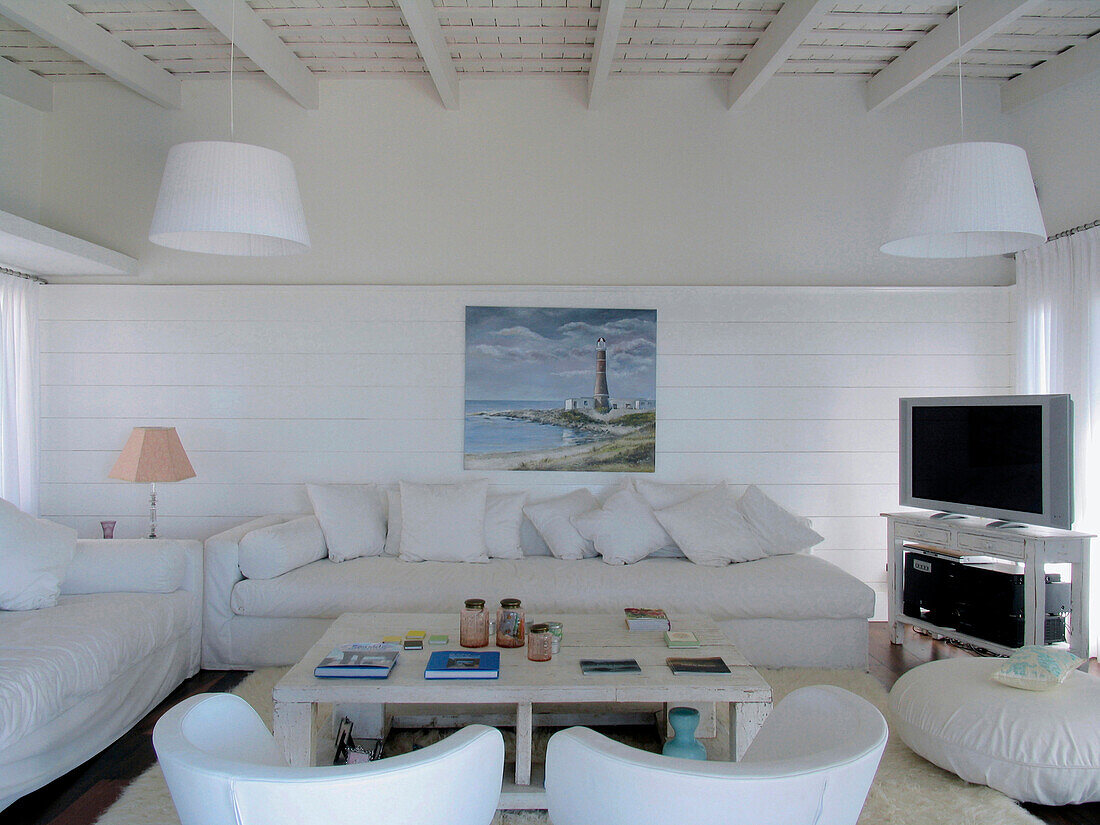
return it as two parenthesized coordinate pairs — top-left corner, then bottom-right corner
(0, 2), (1095, 90)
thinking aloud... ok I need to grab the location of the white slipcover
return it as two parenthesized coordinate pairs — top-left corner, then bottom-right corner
(889, 658), (1100, 805)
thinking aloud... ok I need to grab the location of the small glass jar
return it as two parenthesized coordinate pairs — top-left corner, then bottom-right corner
(460, 598), (489, 648)
(527, 623), (553, 661)
(496, 598), (525, 648)
(545, 621), (563, 654)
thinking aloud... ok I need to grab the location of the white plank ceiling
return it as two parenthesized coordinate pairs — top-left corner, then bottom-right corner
(0, 1), (1097, 110)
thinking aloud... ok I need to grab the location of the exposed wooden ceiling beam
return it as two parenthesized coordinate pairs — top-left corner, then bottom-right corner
(0, 55), (52, 111)
(394, 0), (459, 109)
(587, 0), (626, 107)
(187, 0), (319, 110)
(1001, 32), (1100, 112)
(864, 0), (1042, 112)
(0, 0), (180, 108)
(727, 0), (834, 111)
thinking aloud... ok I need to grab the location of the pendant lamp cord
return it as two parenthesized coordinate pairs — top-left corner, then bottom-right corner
(228, 0), (236, 139)
(956, 2), (964, 141)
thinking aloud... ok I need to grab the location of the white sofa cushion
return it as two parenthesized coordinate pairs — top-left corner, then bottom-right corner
(653, 484), (767, 566)
(230, 553), (874, 622)
(570, 489), (673, 564)
(524, 490), (599, 560)
(398, 480), (490, 563)
(62, 539), (187, 593)
(633, 479), (716, 510)
(0, 591), (192, 752)
(385, 488), (526, 560)
(0, 499), (77, 611)
(307, 484), (387, 562)
(238, 516), (328, 580)
(890, 658), (1100, 806)
(738, 485), (824, 556)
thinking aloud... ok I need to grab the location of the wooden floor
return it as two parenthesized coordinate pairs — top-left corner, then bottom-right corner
(2, 625), (1097, 825)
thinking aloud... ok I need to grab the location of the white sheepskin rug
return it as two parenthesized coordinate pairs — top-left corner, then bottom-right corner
(95, 667), (1041, 825)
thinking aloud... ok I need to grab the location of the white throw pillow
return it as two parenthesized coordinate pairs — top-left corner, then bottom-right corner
(653, 483), (767, 566)
(0, 498), (77, 610)
(523, 490), (600, 560)
(387, 488), (527, 559)
(738, 485), (824, 556)
(307, 483), (388, 563)
(399, 480), (490, 563)
(633, 478), (717, 510)
(239, 515), (328, 579)
(484, 491), (527, 559)
(571, 488), (674, 564)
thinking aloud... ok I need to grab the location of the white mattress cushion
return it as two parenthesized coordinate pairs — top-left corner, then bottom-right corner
(889, 658), (1100, 806)
(0, 592), (191, 752)
(230, 553), (875, 622)
(0, 499), (77, 611)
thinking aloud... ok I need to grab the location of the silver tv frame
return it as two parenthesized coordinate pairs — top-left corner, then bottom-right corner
(899, 394), (1074, 530)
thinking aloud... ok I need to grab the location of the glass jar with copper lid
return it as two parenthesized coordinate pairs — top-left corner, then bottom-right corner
(496, 598), (525, 648)
(527, 623), (552, 661)
(460, 598), (489, 648)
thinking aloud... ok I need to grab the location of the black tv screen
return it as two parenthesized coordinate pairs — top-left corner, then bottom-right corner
(910, 405), (1042, 514)
(899, 394), (1073, 529)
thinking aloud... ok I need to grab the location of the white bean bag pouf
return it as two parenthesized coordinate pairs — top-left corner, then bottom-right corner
(889, 658), (1100, 806)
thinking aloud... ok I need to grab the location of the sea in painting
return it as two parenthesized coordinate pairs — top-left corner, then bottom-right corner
(464, 306), (657, 472)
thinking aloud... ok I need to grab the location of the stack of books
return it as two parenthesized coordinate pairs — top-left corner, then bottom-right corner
(314, 643), (400, 678)
(624, 607), (670, 631)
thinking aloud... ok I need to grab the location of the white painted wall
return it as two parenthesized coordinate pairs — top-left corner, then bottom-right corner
(26, 74), (1032, 287)
(0, 94), (43, 224)
(39, 283), (1015, 617)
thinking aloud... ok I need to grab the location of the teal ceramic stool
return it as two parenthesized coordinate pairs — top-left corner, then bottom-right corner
(663, 706), (707, 760)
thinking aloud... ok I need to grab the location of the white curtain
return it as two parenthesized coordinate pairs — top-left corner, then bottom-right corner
(1016, 225), (1100, 657)
(0, 272), (40, 515)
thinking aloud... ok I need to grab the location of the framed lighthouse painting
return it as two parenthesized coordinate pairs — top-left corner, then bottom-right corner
(464, 306), (657, 472)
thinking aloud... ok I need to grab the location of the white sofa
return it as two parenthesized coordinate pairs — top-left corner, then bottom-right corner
(0, 538), (202, 812)
(203, 515), (874, 671)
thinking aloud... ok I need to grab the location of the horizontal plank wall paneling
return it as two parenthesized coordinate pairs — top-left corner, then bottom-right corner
(39, 285), (1016, 618)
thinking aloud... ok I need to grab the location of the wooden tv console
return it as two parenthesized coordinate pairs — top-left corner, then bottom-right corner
(884, 511), (1093, 663)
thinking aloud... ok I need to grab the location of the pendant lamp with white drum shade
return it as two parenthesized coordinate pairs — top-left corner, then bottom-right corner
(880, 3), (1046, 259)
(149, 141), (310, 256)
(880, 141), (1046, 259)
(147, 3), (310, 257)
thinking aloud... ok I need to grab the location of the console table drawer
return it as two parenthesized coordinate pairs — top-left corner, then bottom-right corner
(957, 532), (1024, 559)
(894, 523), (951, 546)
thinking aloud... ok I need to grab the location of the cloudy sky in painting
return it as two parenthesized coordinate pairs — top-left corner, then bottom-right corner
(465, 306), (657, 401)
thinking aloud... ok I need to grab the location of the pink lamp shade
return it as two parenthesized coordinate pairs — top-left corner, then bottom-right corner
(109, 427), (195, 483)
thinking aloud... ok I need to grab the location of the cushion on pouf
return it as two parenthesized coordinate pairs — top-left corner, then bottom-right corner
(889, 658), (1100, 806)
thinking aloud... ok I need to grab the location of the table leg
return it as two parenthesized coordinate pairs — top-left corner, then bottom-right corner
(273, 700), (316, 767)
(729, 701), (770, 761)
(515, 701), (533, 785)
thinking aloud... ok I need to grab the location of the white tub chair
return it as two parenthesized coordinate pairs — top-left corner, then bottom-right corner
(153, 693), (504, 825)
(545, 685), (887, 825)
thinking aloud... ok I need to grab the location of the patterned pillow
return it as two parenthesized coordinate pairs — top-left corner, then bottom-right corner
(991, 646), (1084, 691)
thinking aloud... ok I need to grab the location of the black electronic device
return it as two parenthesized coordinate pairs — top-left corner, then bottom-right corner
(901, 549), (1071, 649)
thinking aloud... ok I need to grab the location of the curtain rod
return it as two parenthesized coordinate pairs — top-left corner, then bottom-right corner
(0, 266), (47, 284)
(1048, 219), (1099, 242)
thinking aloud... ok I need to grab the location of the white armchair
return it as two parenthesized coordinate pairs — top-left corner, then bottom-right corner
(153, 694), (504, 825)
(545, 685), (887, 825)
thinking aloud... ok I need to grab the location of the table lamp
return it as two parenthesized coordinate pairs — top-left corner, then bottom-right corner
(109, 427), (195, 538)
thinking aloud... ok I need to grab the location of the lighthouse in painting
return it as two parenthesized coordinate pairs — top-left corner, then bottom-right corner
(594, 337), (610, 412)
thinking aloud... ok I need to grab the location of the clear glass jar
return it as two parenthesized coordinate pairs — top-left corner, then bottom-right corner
(460, 598), (489, 648)
(496, 598), (525, 648)
(545, 621), (563, 654)
(527, 623), (552, 661)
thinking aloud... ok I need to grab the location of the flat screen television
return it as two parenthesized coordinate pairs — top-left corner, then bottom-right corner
(899, 394), (1074, 529)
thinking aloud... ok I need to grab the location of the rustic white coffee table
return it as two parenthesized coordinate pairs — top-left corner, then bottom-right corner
(273, 611), (772, 809)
